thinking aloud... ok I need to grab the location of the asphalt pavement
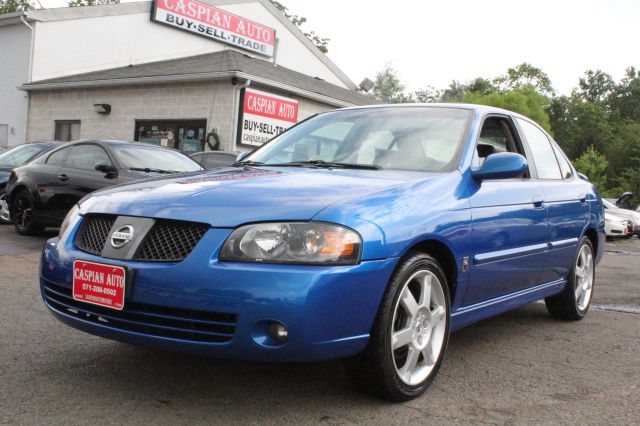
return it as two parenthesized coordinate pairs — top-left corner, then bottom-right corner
(0, 224), (638, 425)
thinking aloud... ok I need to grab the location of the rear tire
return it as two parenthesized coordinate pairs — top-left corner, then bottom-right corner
(343, 251), (451, 401)
(545, 237), (595, 320)
(11, 189), (45, 236)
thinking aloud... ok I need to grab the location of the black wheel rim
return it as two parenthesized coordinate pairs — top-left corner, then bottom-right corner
(14, 195), (32, 231)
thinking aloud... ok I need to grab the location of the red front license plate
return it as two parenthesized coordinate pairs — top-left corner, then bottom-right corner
(73, 260), (126, 310)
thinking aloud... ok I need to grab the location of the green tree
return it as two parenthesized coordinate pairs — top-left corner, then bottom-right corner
(493, 63), (554, 96)
(577, 69), (616, 106)
(611, 67), (640, 121)
(460, 86), (552, 132)
(572, 146), (609, 192)
(413, 86), (441, 103)
(371, 63), (413, 103)
(0, 0), (33, 14)
(270, 1), (329, 53)
(68, 0), (119, 6)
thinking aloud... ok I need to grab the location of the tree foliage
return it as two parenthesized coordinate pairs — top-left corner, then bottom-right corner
(371, 64), (412, 103)
(0, 0), (33, 14)
(270, 1), (329, 53)
(572, 146), (609, 193)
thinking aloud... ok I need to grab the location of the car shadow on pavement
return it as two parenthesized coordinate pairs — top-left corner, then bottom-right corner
(43, 303), (559, 406)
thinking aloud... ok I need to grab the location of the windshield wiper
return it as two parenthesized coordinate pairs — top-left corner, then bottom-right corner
(232, 160), (381, 170)
(231, 160), (266, 167)
(129, 167), (180, 174)
(279, 160), (382, 170)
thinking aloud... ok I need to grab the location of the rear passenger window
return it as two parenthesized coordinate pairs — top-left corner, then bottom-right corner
(517, 119), (562, 180)
(551, 143), (573, 179)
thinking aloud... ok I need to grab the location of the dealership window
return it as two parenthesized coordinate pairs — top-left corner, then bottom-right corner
(134, 119), (207, 155)
(55, 120), (81, 142)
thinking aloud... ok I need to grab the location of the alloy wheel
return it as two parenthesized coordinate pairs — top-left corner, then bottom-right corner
(574, 244), (594, 311)
(391, 269), (447, 386)
(13, 195), (33, 231)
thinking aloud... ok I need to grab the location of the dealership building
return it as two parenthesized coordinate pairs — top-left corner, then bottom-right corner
(0, 0), (373, 152)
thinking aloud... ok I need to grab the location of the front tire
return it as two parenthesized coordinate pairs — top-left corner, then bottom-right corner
(11, 189), (45, 236)
(545, 237), (595, 320)
(344, 252), (451, 401)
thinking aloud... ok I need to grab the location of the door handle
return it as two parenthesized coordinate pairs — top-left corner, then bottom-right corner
(57, 174), (69, 182)
(532, 195), (545, 209)
(578, 194), (587, 204)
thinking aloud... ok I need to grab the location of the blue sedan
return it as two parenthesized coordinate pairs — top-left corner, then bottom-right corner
(40, 104), (604, 401)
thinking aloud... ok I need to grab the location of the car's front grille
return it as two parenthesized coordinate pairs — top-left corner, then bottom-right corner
(76, 214), (117, 255)
(133, 221), (209, 262)
(75, 215), (208, 262)
(42, 279), (236, 343)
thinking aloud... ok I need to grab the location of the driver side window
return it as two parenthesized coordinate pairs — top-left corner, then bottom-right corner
(474, 117), (526, 173)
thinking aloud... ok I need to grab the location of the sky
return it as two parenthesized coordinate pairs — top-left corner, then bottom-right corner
(38, 0), (639, 95)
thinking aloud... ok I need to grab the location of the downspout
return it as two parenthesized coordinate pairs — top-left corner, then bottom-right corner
(231, 78), (251, 151)
(20, 14), (35, 144)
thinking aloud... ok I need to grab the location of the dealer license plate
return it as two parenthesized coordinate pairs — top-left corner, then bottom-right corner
(73, 260), (126, 310)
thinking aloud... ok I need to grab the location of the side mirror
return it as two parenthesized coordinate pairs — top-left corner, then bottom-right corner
(577, 172), (589, 181)
(471, 152), (528, 181)
(236, 151), (250, 162)
(95, 161), (117, 176)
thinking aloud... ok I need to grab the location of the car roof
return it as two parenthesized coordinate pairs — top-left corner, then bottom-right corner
(335, 103), (529, 119)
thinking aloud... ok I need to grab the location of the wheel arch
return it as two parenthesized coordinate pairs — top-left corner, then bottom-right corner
(582, 226), (599, 258)
(8, 183), (40, 211)
(403, 238), (459, 304)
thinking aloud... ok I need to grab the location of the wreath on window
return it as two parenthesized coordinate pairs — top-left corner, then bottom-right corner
(206, 129), (221, 151)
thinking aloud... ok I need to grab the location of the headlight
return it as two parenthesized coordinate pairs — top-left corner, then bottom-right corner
(220, 222), (362, 265)
(59, 204), (81, 238)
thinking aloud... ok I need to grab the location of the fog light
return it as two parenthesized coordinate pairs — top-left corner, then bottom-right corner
(268, 322), (288, 343)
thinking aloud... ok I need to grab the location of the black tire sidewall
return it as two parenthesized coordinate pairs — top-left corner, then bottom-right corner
(380, 253), (451, 399)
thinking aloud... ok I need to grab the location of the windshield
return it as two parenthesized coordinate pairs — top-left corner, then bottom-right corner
(0, 144), (47, 167)
(245, 107), (472, 172)
(602, 199), (615, 209)
(111, 144), (203, 173)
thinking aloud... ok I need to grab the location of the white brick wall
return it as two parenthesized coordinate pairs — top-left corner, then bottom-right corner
(27, 81), (341, 151)
(27, 81), (238, 151)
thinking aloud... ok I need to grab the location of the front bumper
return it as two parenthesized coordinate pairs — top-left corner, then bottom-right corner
(40, 224), (398, 362)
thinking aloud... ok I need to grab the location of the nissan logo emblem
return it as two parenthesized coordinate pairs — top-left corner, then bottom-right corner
(111, 225), (134, 248)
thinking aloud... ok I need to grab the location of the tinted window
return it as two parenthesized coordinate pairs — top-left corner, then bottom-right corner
(46, 147), (70, 166)
(0, 144), (45, 167)
(517, 119), (562, 179)
(111, 144), (202, 173)
(247, 108), (472, 172)
(66, 145), (111, 171)
(204, 153), (236, 168)
(190, 153), (203, 165)
(551, 142), (573, 179)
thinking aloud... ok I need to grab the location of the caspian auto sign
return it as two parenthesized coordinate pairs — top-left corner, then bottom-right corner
(151, 0), (276, 57)
(239, 88), (298, 147)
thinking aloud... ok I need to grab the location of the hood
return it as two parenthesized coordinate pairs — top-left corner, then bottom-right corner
(80, 167), (429, 227)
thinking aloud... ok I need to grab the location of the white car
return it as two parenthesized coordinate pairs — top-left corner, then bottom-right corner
(603, 199), (640, 237)
(605, 212), (631, 239)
